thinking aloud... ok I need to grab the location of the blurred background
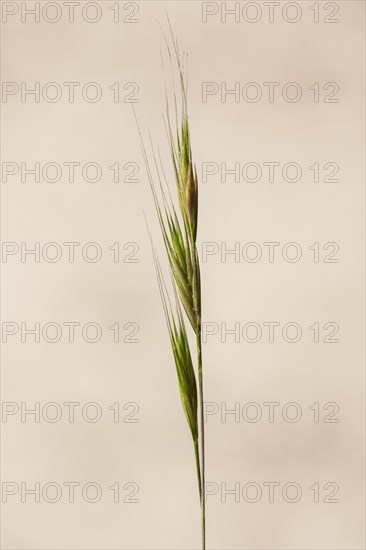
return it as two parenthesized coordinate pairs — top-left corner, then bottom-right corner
(1, 1), (365, 548)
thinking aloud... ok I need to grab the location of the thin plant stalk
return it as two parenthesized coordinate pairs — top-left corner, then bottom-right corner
(197, 326), (205, 549)
(194, 438), (202, 503)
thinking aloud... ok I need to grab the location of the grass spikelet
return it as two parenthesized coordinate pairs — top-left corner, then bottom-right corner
(152, 245), (198, 443)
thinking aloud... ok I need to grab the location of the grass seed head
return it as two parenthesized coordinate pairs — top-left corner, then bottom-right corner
(154, 252), (198, 442)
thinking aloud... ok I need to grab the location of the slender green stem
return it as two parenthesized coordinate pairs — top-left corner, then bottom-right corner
(196, 326), (205, 550)
(193, 438), (202, 503)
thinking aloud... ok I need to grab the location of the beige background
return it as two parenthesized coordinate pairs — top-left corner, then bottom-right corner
(1, 1), (365, 549)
